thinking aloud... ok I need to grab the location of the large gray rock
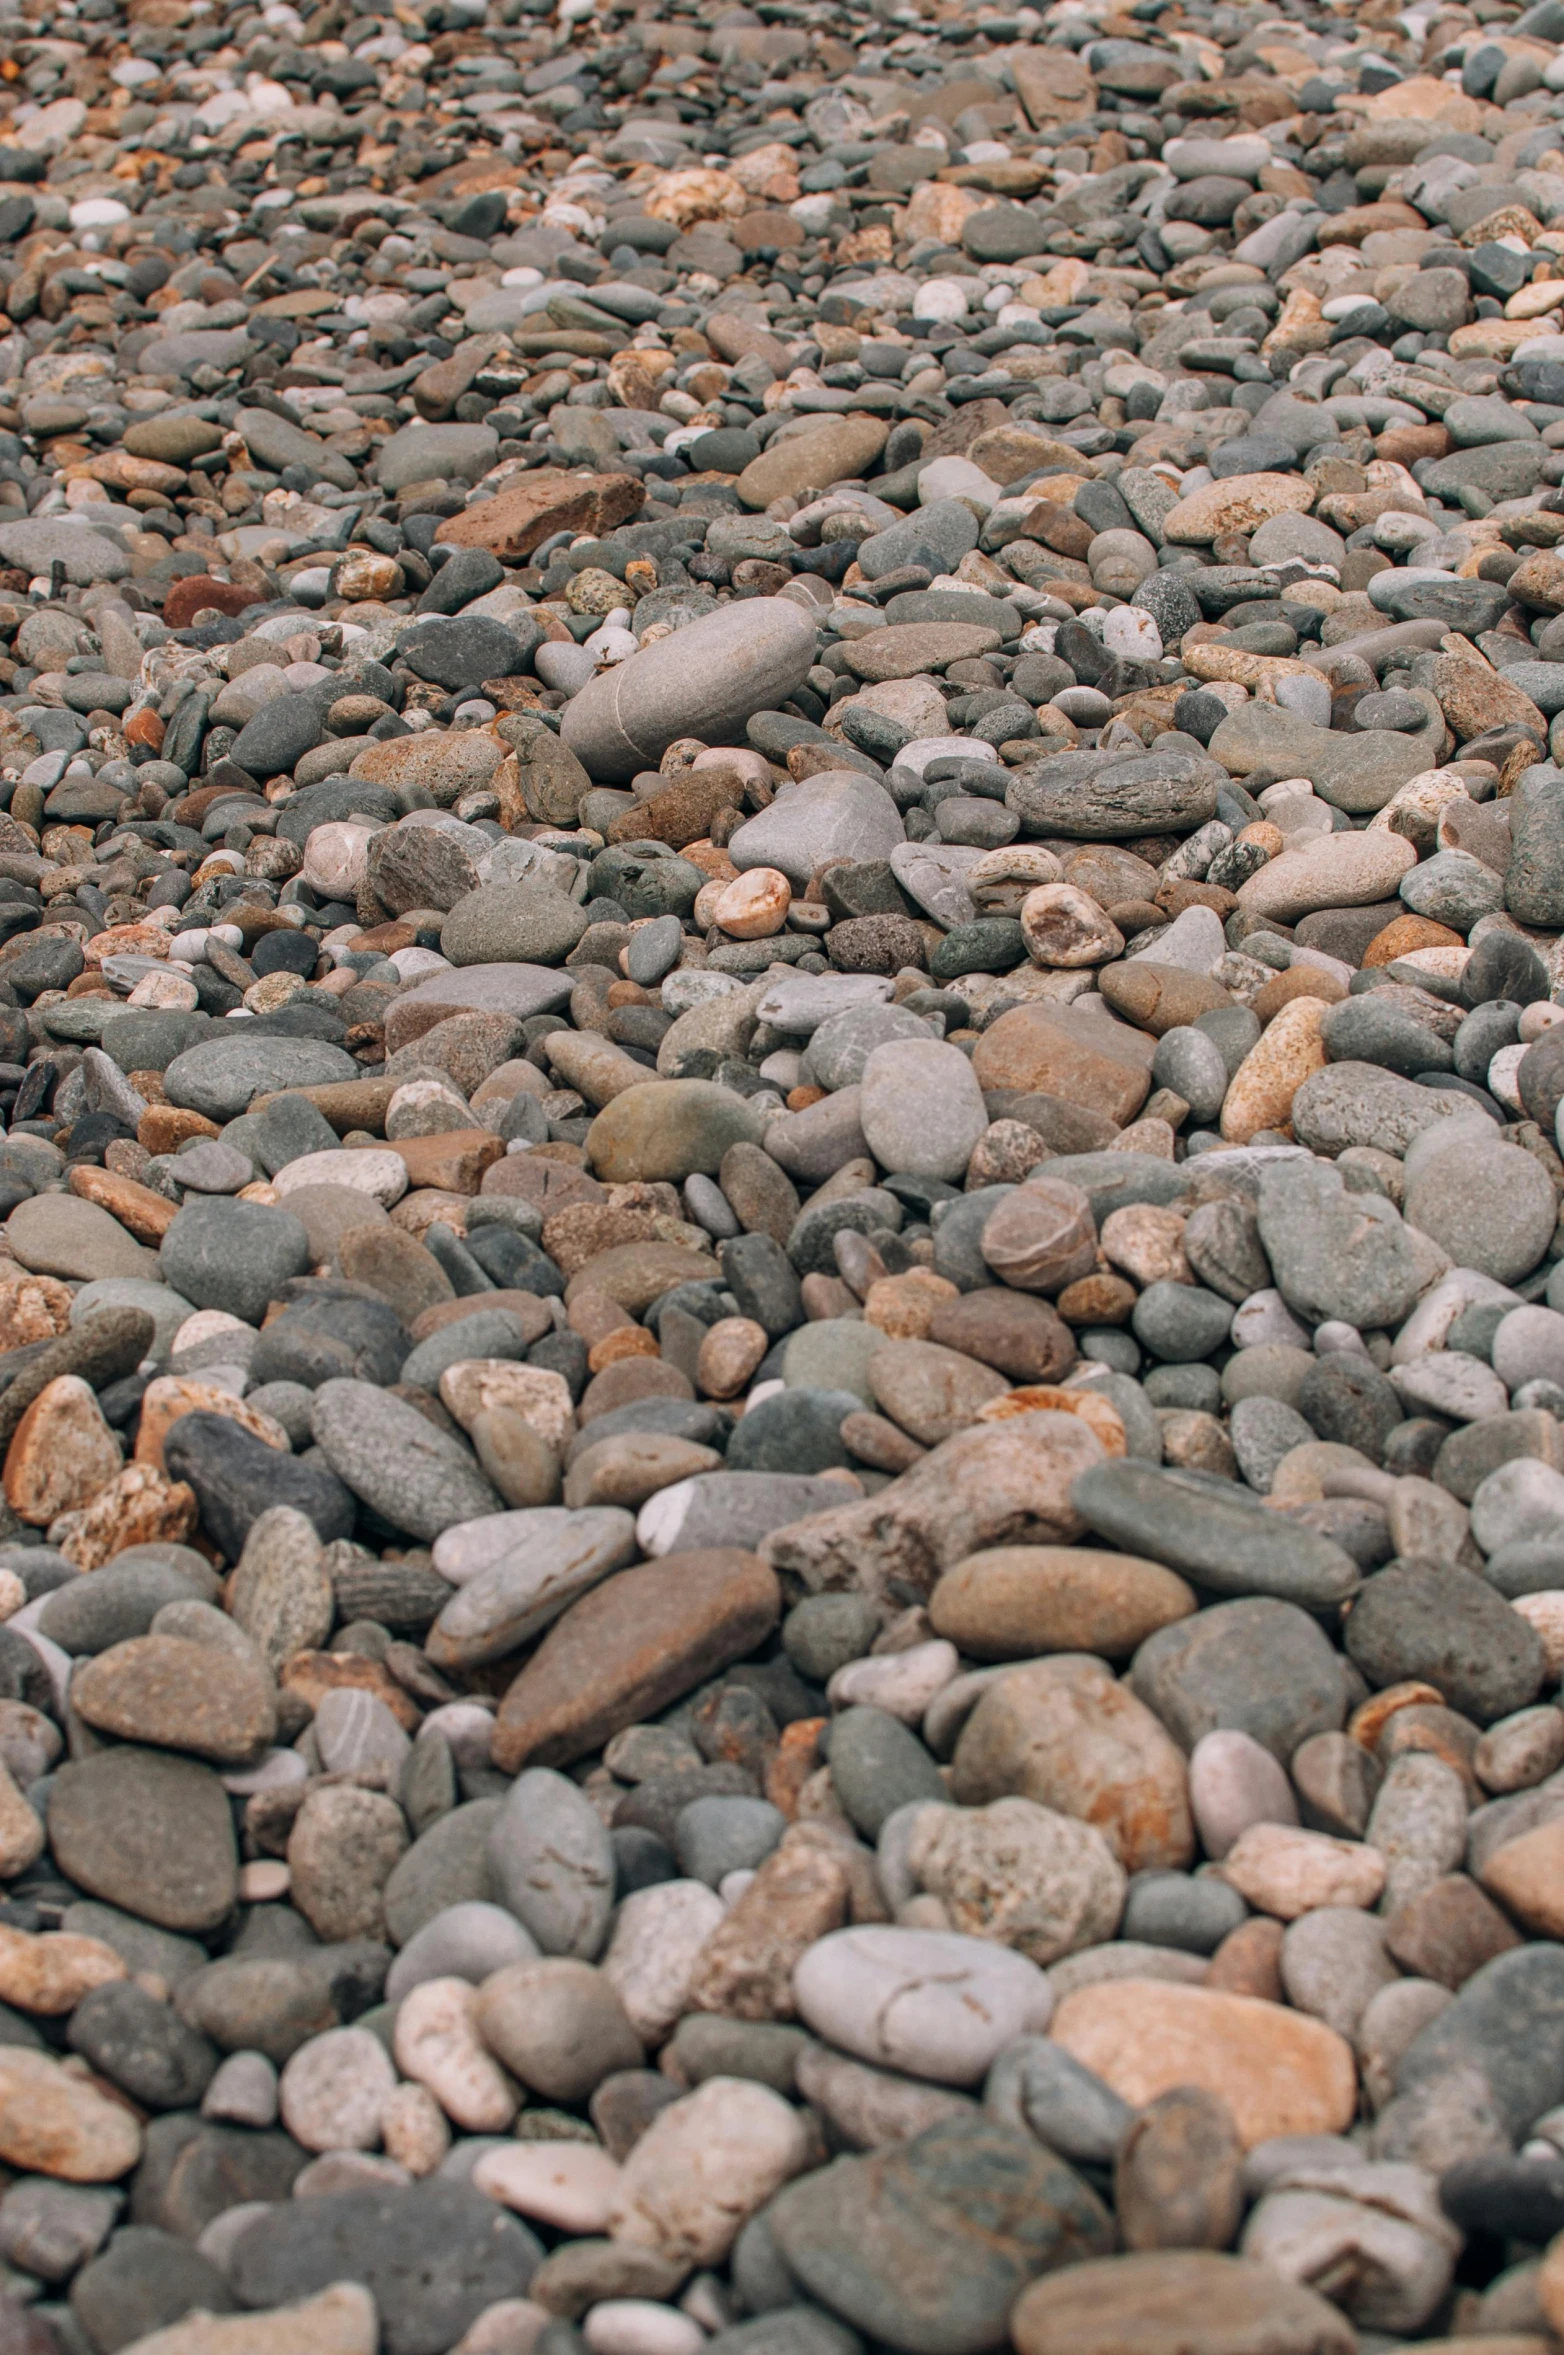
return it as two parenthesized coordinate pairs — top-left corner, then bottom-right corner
(234, 406), (356, 492)
(377, 422), (501, 491)
(562, 601), (818, 782)
(164, 1038), (359, 1122)
(0, 520), (130, 583)
(1210, 699), (1440, 813)
(311, 1379), (502, 1540)
(1006, 746), (1222, 839)
(730, 773), (905, 890)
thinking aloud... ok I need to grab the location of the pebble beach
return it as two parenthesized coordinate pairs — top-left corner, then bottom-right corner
(0, 0), (1563, 2347)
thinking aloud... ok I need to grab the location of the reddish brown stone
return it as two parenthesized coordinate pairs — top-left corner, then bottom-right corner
(67, 1167), (177, 1244)
(493, 1550), (781, 1772)
(578, 1355), (694, 1424)
(433, 470), (645, 563)
(387, 1131), (504, 1194)
(162, 575), (264, 630)
(1249, 965), (1349, 1022)
(135, 1107), (219, 1155)
(1375, 423), (1451, 468)
(1362, 914), (1465, 967)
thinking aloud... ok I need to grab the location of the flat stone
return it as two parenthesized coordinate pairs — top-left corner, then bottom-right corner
(493, 1550), (780, 1773)
(47, 1748), (238, 1935)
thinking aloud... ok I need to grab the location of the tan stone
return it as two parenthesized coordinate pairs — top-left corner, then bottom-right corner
(642, 165), (747, 226)
(1100, 1204), (1191, 1288)
(1182, 645), (1329, 694)
(606, 2076), (812, 2268)
(977, 1179), (1098, 1295)
(902, 181), (994, 245)
(0, 1758), (43, 1878)
(930, 1546), (1195, 1663)
(696, 1317), (769, 1400)
(0, 1269), (72, 1348)
(0, 1924), (123, 2014)
(712, 868), (790, 940)
(1505, 548), (1564, 614)
(1220, 997), (1329, 1144)
(734, 415), (890, 512)
(1020, 883), (1124, 969)
(1050, 1981), (1357, 2148)
(1236, 833), (1418, 924)
(971, 1002), (1152, 1123)
(1433, 654), (1546, 743)
(0, 2047), (142, 2180)
(437, 1361), (574, 1450)
(1098, 964), (1233, 1035)
(389, 1131), (504, 1195)
(3, 1376), (120, 1527)
(1011, 45), (1096, 125)
(762, 1417), (1102, 1605)
(1013, 2251), (1357, 2355)
(868, 1338), (1011, 1446)
(952, 1657), (1194, 1874)
(72, 1635), (277, 1767)
(110, 2286), (377, 2355)
(1479, 1816), (1564, 1939)
(1164, 473), (1315, 546)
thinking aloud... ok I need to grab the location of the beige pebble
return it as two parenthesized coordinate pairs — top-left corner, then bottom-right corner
(393, 1975), (520, 2133)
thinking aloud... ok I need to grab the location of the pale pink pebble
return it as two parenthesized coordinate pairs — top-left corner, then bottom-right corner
(1188, 1729), (1299, 1861)
(471, 2140), (622, 2234)
(583, 2304), (705, 2355)
(238, 1860), (290, 1903)
(449, 2303), (552, 2355)
(380, 2080), (449, 2176)
(1514, 1591), (1564, 1676)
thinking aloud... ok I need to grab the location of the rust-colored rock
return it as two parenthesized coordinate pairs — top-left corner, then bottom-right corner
(162, 575), (264, 629)
(67, 1167), (178, 1244)
(432, 470), (645, 563)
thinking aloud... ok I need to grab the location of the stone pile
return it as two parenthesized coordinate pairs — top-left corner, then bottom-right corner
(4, 0), (1564, 2347)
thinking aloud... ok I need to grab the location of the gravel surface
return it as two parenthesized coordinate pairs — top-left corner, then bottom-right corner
(0, 0), (1563, 2347)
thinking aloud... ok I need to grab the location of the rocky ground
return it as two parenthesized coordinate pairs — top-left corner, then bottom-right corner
(3, 0), (1564, 2348)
